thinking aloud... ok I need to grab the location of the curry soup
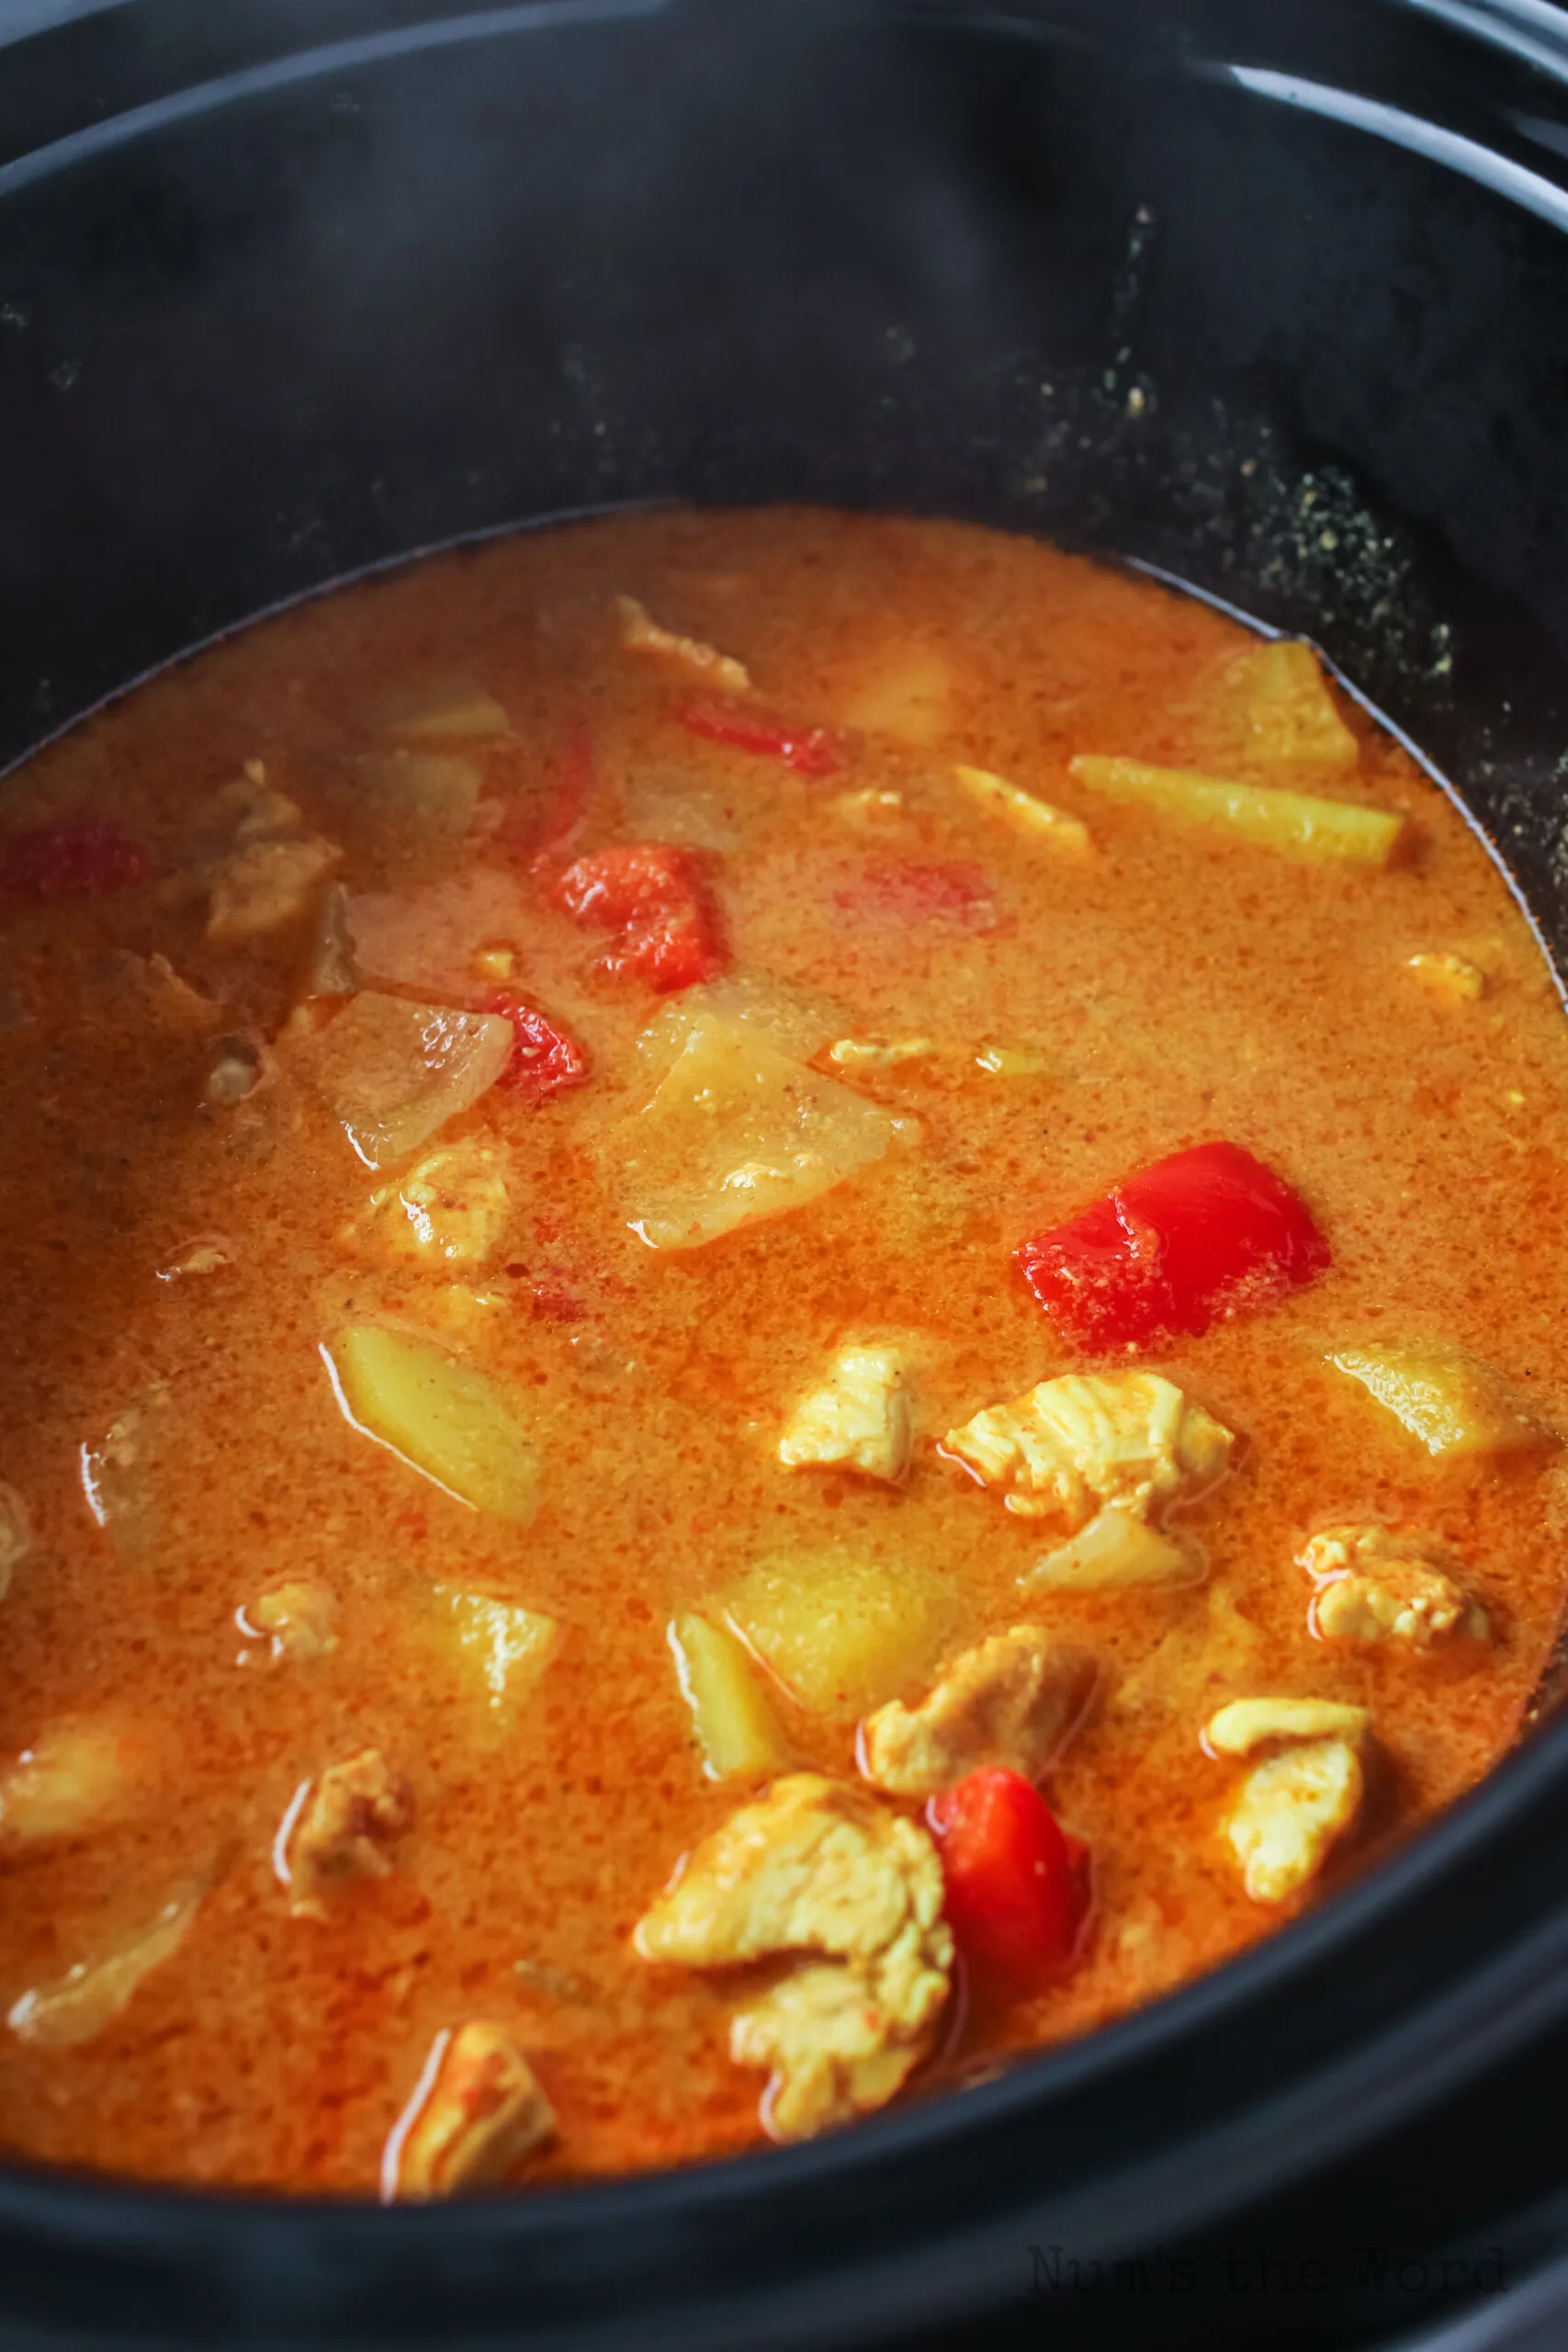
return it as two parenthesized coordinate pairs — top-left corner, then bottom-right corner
(0, 506), (1564, 2196)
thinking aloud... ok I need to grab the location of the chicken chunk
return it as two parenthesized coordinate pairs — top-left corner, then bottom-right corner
(1300, 1524), (1488, 1650)
(286, 1747), (413, 1917)
(615, 594), (751, 692)
(943, 1372), (1233, 1530)
(860, 1627), (1095, 1798)
(824, 1036), (936, 1071)
(204, 774), (343, 945)
(1204, 1696), (1371, 1758)
(350, 1140), (512, 1271)
(777, 1345), (915, 1483)
(387, 2020), (556, 2199)
(634, 1773), (953, 2140)
(251, 1582), (339, 1661)
(1224, 1738), (1364, 1905)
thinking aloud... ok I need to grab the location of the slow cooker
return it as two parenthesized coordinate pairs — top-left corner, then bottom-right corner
(4, 2), (1568, 2345)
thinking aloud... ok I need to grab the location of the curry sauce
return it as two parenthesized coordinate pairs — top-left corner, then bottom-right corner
(0, 506), (1564, 2192)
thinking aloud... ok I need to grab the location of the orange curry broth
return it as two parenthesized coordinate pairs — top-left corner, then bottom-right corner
(0, 506), (1565, 2192)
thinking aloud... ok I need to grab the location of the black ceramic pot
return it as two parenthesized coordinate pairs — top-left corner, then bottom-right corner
(3, 5), (1568, 2347)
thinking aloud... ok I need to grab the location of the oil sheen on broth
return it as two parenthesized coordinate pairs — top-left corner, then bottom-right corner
(0, 508), (1563, 2196)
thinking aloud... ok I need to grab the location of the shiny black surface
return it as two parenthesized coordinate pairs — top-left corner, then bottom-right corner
(1, 4), (1568, 2345)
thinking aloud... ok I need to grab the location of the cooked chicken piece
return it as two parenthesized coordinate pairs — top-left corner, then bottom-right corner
(861, 1628), (1095, 1797)
(351, 1140), (512, 1271)
(1407, 951), (1485, 1003)
(943, 1372), (1233, 1529)
(1205, 1696), (1370, 1758)
(1224, 1738), (1364, 1904)
(287, 1747), (413, 1917)
(252, 1582), (339, 1661)
(204, 775), (343, 946)
(1026, 1504), (1191, 1592)
(615, 595), (751, 692)
(388, 2020), (556, 2199)
(634, 1773), (953, 2140)
(0, 1723), (130, 1845)
(778, 1345), (915, 1482)
(1300, 1524), (1488, 1649)
(0, 1479), (31, 1600)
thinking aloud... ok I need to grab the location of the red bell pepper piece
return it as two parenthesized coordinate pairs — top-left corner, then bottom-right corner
(928, 1768), (1089, 1989)
(1017, 1140), (1330, 1353)
(681, 696), (843, 777)
(480, 990), (591, 1102)
(1, 817), (147, 899)
(551, 842), (727, 993)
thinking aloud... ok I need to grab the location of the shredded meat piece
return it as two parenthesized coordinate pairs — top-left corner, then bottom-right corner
(203, 773), (343, 945)
(634, 1772), (952, 2140)
(615, 594), (751, 692)
(943, 1372), (1233, 1529)
(288, 1747), (412, 1917)
(1300, 1523), (1488, 1649)
(252, 1582), (339, 1662)
(387, 2020), (555, 2199)
(1224, 1738), (1364, 1904)
(777, 1344), (914, 1482)
(861, 1628), (1095, 1798)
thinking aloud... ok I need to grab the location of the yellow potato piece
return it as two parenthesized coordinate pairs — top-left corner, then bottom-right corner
(1201, 640), (1359, 775)
(841, 646), (951, 743)
(952, 765), (1090, 850)
(427, 1587), (558, 1733)
(1328, 1344), (1553, 1459)
(724, 1551), (956, 1719)
(374, 684), (513, 740)
(669, 1613), (794, 1781)
(329, 1325), (540, 1522)
(1069, 754), (1400, 866)
(621, 1012), (909, 1250)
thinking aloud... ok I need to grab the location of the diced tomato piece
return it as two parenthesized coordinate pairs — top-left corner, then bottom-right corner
(928, 1768), (1089, 1988)
(480, 990), (591, 1102)
(681, 696), (843, 777)
(835, 859), (999, 933)
(551, 842), (727, 994)
(1, 817), (147, 900)
(1017, 1139), (1330, 1353)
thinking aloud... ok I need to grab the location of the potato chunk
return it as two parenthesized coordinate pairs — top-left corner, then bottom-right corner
(777, 1344), (914, 1483)
(621, 1012), (909, 1250)
(669, 1613), (794, 1781)
(1069, 754), (1400, 866)
(375, 684), (512, 740)
(634, 1773), (953, 2141)
(1407, 951), (1485, 1004)
(1200, 640), (1359, 776)
(251, 1582), (339, 1661)
(352, 1140), (512, 1271)
(299, 993), (513, 1170)
(8, 1887), (199, 2048)
(952, 765), (1090, 849)
(1300, 1524), (1487, 1649)
(0, 1723), (132, 1845)
(861, 1628), (1094, 1797)
(426, 1587), (559, 1735)
(943, 1372), (1233, 1531)
(202, 773), (344, 945)
(328, 1325), (541, 1523)
(725, 1550), (955, 1719)
(841, 646), (951, 743)
(1224, 1738), (1364, 1905)
(387, 2021), (556, 2199)
(1327, 1344), (1551, 1459)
